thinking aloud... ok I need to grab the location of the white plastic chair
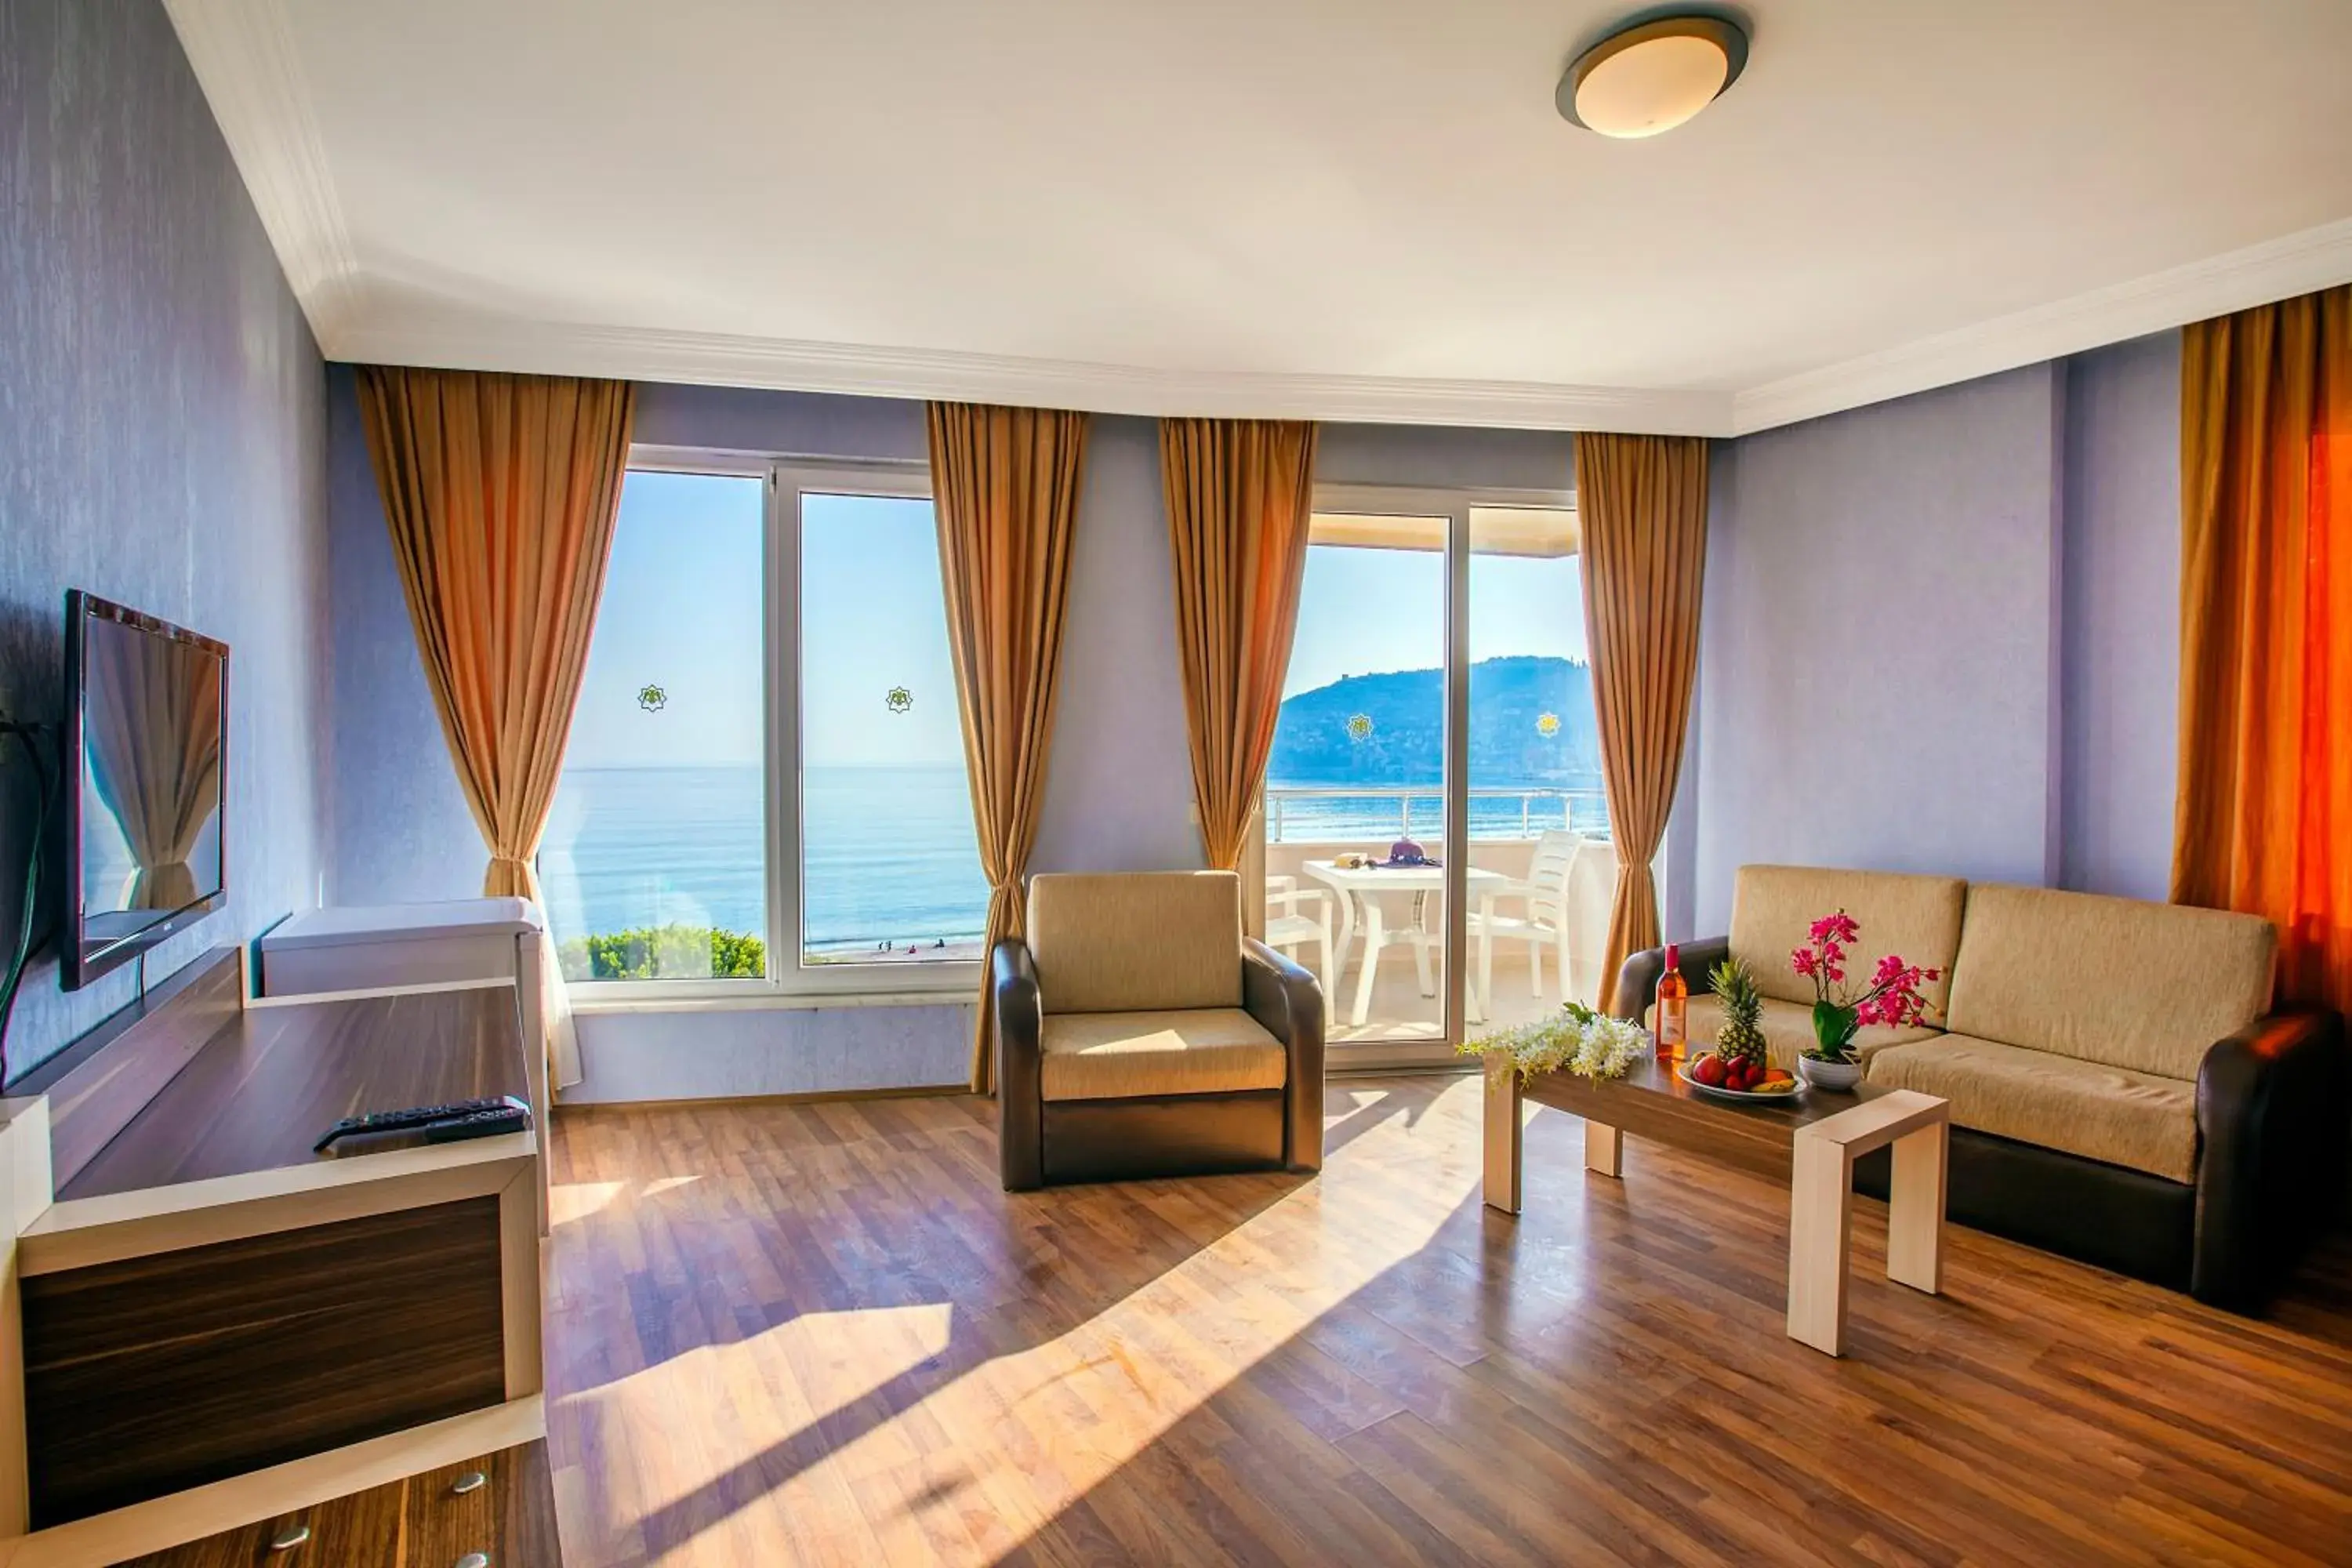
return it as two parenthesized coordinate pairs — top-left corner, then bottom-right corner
(1559, 837), (1619, 1007)
(1466, 829), (1581, 1014)
(1264, 874), (1334, 990)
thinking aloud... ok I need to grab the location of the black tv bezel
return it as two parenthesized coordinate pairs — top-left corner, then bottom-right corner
(60, 590), (231, 993)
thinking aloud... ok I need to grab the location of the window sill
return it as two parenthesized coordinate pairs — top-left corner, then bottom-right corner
(568, 986), (974, 1017)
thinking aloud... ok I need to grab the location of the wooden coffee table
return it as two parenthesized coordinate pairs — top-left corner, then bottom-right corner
(1482, 1052), (1949, 1357)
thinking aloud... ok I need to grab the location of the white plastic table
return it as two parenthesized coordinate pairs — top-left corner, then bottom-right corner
(1300, 860), (1508, 1026)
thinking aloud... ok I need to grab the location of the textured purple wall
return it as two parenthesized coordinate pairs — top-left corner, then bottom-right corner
(1694, 363), (2070, 932)
(0, 1), (331, 1078)
(1689, 339), (2183, 935)
(325, 384), (1583, 909)
(323, 375), (1577, 1095)
(2060, 332), (2180, 902)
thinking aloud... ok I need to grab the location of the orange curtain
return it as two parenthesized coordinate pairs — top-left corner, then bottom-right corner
(927, 402), (1089, 1093)
(2173, 285), (2351, 1014)
(355, 366), (637, 1090)
(1573, 431), (1709, 1007)
(1160, 418), (1319, 870)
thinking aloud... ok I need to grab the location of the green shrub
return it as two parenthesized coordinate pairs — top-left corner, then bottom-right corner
(560, 924), (766, 982)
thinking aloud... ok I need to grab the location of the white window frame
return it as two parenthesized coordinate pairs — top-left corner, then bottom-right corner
(561, 447), (979, 1010)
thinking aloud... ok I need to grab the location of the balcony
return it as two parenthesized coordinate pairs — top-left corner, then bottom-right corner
(1261, 786), (1618, 1047)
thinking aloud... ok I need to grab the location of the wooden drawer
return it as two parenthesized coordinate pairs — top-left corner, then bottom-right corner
(22, 1197), (508, 1526)
(119, 1439), (560, 1566)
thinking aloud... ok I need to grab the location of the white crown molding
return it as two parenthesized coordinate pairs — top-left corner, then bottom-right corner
(161, 4), (2352, 440)
(1732, 216), (2352, 435)
(163, 0), (363, 345)
(328, 314), (1740, 435)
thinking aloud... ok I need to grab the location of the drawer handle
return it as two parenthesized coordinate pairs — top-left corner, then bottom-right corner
(270, 1523), (311, 1551)
(456, 1555), (490, 1568)
(452, 1471), (488, 1496)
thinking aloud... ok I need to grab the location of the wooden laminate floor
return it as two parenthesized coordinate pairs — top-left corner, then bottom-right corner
(545, 1075), (2352, 1567)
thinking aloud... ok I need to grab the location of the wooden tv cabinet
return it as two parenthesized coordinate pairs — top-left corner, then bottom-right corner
(0, 949), (557, 1566)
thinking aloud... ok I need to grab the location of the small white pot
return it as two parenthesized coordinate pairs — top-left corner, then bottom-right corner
(1798, 1055), (1864, 1091)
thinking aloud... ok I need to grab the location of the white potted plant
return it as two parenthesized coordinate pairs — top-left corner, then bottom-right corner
(1461, 1000), (1650, 1083)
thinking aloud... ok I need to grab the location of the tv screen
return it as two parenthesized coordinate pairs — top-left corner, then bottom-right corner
(62, 591), (229, 991)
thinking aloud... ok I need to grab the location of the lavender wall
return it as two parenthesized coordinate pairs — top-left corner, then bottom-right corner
(1693, 363), (2069, 932)
(324, 378), (1575, 1097)
(1690, 337), (2183, 935)
(324, 365), (479, 905)
(2060, 332), (2181, 902)
(328, 335), (2187, 1094)
(0, 1), (332, 1080)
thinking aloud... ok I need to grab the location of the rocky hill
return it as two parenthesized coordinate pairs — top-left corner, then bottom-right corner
(1268, 655), (1602, 786)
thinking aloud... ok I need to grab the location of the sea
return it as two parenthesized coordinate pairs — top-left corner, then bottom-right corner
(536, 764), (1609, 953)
(539, 764), (990, 955)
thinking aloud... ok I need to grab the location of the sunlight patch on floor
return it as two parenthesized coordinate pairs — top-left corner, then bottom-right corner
(557, 1304), (955, 1555)
(567, 1076), (1491, 1565)
(550, 1172), (705, 1225)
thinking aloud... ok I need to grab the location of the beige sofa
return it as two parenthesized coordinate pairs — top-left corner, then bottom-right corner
(1621, 865), (2347, 1308)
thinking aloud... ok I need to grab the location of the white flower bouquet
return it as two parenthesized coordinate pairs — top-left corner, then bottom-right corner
(1459, 1000), (1650, 1082)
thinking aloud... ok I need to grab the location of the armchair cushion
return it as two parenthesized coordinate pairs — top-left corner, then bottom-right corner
(1040, 1008), (1287, 1102)
(1028, 871), (1243, 1014)
(1867, 1033), (2198, 1183)
(1944, 884), (2274, 1080)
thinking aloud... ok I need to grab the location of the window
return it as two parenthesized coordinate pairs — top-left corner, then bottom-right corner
(541, 457), (985, 996)
(794, 479), (989, 970)
(542, 469), (768, 983)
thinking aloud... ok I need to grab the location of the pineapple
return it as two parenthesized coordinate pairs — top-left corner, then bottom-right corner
(1709, 958), (1767, 1071)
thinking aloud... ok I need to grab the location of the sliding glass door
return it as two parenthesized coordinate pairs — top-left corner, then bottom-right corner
(1261, 485), (1596, 1064)
(1266, 510), (1452, 1046)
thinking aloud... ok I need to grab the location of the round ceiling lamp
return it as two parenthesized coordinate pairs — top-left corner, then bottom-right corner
(1557, 14), (1748, 138)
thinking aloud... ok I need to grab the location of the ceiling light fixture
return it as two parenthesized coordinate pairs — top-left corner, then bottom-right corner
(1557, 13), (1748, 139)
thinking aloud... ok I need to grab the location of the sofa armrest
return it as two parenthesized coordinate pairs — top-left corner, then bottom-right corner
(993, 939), (1046, 1191)
(1244, 938), (1325, 1173)
(1610, 936), (1731, 1022)
(2193, 1006), (2348, 1308)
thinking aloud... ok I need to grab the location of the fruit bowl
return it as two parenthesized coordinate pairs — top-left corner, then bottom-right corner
(1675, 1054), (1805, 1103)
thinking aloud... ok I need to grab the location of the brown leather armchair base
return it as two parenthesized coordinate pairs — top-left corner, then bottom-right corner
(996, 928), (1324, 1192)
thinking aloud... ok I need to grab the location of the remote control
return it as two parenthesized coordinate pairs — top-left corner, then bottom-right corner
(314, 1094), (532, 1152)
(421, 1102), (534, 1144)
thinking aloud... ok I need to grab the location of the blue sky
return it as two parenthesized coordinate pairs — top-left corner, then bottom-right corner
(568, 472), (1586, 769)
(1281, 543), (1587, 697)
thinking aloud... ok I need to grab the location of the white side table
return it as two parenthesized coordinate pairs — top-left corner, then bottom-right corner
(1787, 1089), (1950, 1356)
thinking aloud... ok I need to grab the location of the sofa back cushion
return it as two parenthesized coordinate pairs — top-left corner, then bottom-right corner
(1028, 871), (1243, 1014)
(1730, 865), (1968, 1018)
(1943, 884), (2275, 1080)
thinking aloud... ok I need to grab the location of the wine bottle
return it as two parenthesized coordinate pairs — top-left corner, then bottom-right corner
(1655, 943), (1688, 1064)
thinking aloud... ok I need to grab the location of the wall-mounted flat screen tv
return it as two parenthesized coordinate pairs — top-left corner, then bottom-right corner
(61, 591), (229, 990)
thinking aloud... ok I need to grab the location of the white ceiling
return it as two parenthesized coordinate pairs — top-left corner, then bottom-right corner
(169, 0), (2352, 434)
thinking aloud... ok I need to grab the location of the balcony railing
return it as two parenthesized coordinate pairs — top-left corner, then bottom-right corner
(1265, 785), (1610, 844)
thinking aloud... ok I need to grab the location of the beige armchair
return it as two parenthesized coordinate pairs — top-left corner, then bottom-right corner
(993, 870), (1325, 1191)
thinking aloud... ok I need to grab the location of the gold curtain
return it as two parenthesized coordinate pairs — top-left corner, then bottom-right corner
(2174, 285), (2351, 1015)
(1160, 418), (1319, 870)
(1573, 431), (1710, 1006)
(355, 365), (637, 1090)
(927, 402), (1089, 1093)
